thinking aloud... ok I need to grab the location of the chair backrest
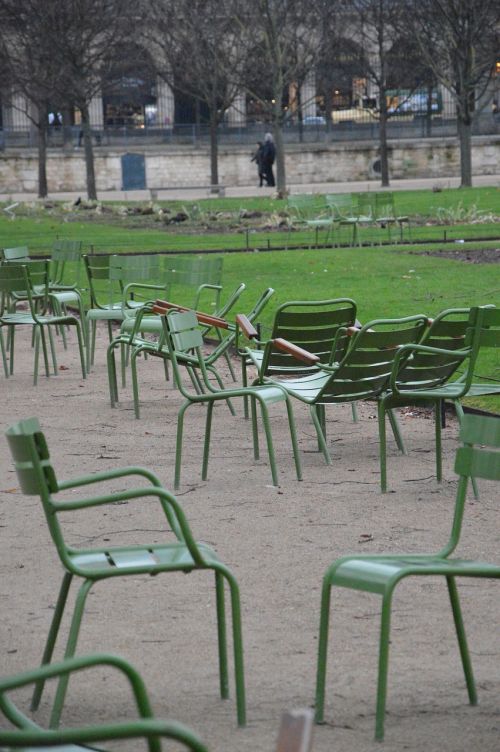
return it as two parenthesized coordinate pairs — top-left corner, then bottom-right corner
(1, 246), (30, 262)
(443, 413), (500, 557)
(287, 194), (326, 221)
(161, 255), (223, 309)
(162, 309), (208, 397)
(318, 315), (429, 403)
(84, 253), (112, 308)
(262, 298), (357, 375)
(0, 260), (49, 316)
(325, 193), (355, 220)
(353, 192), (375, 218)
(275, 708), (314, 752)
(5, 417), (67, 558)
(374, 191), (395, 219)
(51, 239), (83, 286)
(396, 307), (475, 390)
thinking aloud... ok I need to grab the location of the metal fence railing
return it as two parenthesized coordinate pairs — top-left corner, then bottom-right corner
(0, 113), (498, 151)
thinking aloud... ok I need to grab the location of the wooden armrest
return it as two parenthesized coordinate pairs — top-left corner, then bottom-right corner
(196, 312), (229, 329)
(273, 338), (320, 365)
(236, 313), (258, 339)
(152, 300), (228, 329)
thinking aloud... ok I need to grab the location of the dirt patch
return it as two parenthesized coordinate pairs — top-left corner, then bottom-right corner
(1, 327), (499, 752)
(410, 246), (500, 263)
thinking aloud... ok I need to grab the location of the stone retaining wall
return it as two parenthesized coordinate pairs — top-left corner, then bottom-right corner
(0, 136), (498, 193)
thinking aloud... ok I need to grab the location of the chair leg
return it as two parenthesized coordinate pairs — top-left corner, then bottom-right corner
(8, 325), (15, 375)
(242, 357), (249, 420)
(174, 400), (190, 490)
(107, 340), (119, 407)
(284, 397), (302, 481)
(446, 575), (477, 704)
(50, 579), (94, 728)
(47, 326), (58, 374)
(309, 405), (332, 464)
(374, 590), (394, 741)
(454, 401), (479, 500)
(378, 400), (388, 493)
(250, 396), (260, 460)
(0, 328), (7, 376)
(218, 565), (246, 727)
(31, 572), (73, 711)
(215, 571), (229, 699)
(202, 401), (214, 481)
(351, 402), (358, 423)
(435, 400), (442, 482)
(131, 349), (142, 419)
(257, 397), (279, 486)
(73, 322), (86, 380)
(314, 576), (332, 724)
(387, 408), (406, 454)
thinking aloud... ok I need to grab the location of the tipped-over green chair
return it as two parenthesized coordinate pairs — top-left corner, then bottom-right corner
(108, 288), (275, 420)
(0, 653), (208, 751)
(315, 412), (500, 741)
(0, 261), (86, 384)
(5, 417), (246, 729)
(252, 315), (428, 481)
(379, 306), (499, 492)
(157, 308), (302, 489)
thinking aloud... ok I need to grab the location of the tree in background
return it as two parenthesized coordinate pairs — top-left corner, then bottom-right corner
(232, 0), (321, 195)
(405, 0), (500, 187)
(147, 0), (246, 191)
(0, 0), (64, 197)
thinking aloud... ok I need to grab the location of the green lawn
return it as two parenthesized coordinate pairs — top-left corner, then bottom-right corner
(1, 188), (498, 412)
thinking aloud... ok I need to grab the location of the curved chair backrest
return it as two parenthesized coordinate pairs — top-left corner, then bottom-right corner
(325, 193), (355, 220)
(83, 254), (113, 308)
(5, 418), (67, 553)
(396, 307), (474, 390)
(318, 315), (429, 403)
(287, 194), (326, 221)
(263, 298), (357, 375)
(51, 240), (83, 286)
(1, 246), (30, 262)
(0, 653), (208, 752)
(0, 260), (49, 315)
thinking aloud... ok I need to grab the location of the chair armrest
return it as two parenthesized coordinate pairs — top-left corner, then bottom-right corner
(57, 465), (163, 492)
(236, 313), (259, 339)
(153, 300), (229, 330)
(273, 338), (321, 365)
(0, 719), (208, 752)
(389, 342), (471, 393)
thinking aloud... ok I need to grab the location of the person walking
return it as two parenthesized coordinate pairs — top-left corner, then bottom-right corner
(261, 132), (276, 187)
(251, 141), (265, 186)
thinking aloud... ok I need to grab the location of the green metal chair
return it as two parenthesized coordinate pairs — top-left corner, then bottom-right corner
(315, 412), (500, 741)
(5, 417), (246, 729)
(49, 241), (86, 346)
(374, 192), (411, 243)
(286, 195), (334, 249)
(162, 255), (224, 312)
(158, 308), (302, 489)
(253, 316), (428, 478)
(241, 297), (358, 385)
(108, 288), (275, 420)
(1, 245), (30, 262)
(324, 194), (361, 247)
(0, 261), (86, 384)
(379, 306), (499, 492)
(0, 654), (208, 751)
(84, 254), (168, 370)
(239, 297), (359, 421)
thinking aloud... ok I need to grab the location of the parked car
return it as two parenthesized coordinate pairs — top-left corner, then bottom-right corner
(302, 115), (327, 126)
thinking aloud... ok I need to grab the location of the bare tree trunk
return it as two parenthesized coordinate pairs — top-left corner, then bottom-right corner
(37, 113), (48, 198)
(209, 104), (219, 190)
(457, 116), (472, 187)
(378, 86), (390, 187)
(81, 104), (97, 200)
